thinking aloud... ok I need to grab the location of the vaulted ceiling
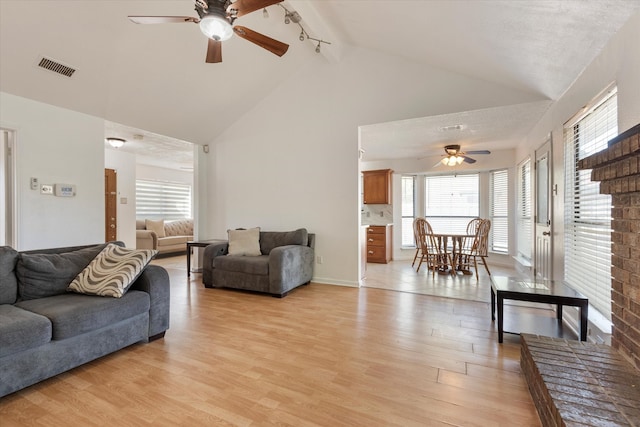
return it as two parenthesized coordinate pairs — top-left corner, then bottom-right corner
(1, 0), (639, 163)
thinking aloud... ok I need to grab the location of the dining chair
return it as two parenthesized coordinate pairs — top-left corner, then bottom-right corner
(411, 218), (422, 268)
(416, 218), (455, 277)
(458, 219), (492, 280)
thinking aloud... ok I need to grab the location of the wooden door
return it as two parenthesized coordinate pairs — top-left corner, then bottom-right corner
(105, 168), (117, 242)
(534, 138), (552, 280)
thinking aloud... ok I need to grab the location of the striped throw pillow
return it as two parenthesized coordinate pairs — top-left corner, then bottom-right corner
(67, 244), (157, 298)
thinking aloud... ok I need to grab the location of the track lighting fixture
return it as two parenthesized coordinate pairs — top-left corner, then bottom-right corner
(276, 4), (331, 54)
(262, 8), (269, 18)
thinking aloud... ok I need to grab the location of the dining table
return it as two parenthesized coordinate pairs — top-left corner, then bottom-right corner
(431, 232), (476, 274)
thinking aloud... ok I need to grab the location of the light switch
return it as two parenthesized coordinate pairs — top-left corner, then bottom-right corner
(30, 177), (38, 190)
(120, 197), (128, 204)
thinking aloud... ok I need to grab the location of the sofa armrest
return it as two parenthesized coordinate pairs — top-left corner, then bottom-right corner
(268, 245), (314, 295)
(202, 242), (229, 287)
(136, 229), (158, 250)
(130, 264), (170, 338)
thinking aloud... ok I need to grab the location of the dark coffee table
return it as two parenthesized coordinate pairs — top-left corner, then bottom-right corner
(186, 239), (226, 277)
(491, 276), (588, 343)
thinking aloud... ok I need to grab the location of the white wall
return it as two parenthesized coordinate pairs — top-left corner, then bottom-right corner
(205, 46), (547, 286)
(517, 9), (640, 281)
(0, 92), (104, 250)
(105, 148), (137, 248)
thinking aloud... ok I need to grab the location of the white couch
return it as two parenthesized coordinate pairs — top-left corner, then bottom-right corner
(136, 219), (193, 255)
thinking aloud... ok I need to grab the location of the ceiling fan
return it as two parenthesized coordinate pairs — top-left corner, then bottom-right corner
(437, 144), (491, 166)
(128, 0), (289, 64)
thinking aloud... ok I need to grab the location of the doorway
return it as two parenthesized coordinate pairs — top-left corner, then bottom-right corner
(105, 168), (117, 242)
(534, 137), (552, 280)
(1, 129), (15, 247)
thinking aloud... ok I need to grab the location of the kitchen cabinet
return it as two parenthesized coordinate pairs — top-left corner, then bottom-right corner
(363, 169), (392, 204)
(366, 225), (392, 263)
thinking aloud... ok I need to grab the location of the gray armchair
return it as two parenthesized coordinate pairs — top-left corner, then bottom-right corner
(202, 229), (315, 297)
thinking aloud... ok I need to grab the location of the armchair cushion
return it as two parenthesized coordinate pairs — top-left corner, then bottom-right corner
(228, 227), (261, 256)
(260, 229), (308, 254)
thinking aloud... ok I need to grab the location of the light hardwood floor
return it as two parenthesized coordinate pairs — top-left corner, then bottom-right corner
(0, 255), (542, 426)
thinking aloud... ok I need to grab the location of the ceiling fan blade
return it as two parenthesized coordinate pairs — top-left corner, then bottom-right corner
(233, 26), (289, 57)
(128, 16), (199, 24)
(206, 39), (222, 63)
(230, 0), (283, 17)
(465, 150), (491, 155)
(462, 156), (477, 164)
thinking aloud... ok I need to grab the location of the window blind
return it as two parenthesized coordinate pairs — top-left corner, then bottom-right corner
(490, 169), (508, 253)
(517, 159), (532, 261)
(425, 174), (479, 233)
(401, 175), (416, 247)
(563, 87), (617, 320)
(136, 180), (192, 220)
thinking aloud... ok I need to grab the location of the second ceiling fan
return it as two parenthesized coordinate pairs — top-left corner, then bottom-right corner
(437, 145), (491, 166)
(128, 0), (289, 63)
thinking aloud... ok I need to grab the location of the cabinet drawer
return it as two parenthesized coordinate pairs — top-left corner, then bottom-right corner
(367, 226), (386, 235)
(366, 246), (386, 262)
(366, 233), (386, 247)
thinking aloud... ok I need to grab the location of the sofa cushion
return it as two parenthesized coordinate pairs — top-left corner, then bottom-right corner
(15, 291), (150, 340)
(0, 246), (19, 304)
(157, 235), (189, 247)
(260, 229), (308, 255)
(214, 254), (269, 276)
(67, 244), (157, 298)
(0, 304), (52, 357)
(228, 228), (261, 256)
(145, 219), (166, 238)
(16, 244), (108, 301)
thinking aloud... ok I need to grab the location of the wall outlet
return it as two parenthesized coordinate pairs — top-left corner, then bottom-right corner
(316, 255), (324, 264)
(40, 184), (53, 195)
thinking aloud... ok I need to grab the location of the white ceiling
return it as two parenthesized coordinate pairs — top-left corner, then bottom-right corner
(2, 0), (639, 165)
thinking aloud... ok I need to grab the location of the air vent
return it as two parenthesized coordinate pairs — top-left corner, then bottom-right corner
(37, 57), (76, 77)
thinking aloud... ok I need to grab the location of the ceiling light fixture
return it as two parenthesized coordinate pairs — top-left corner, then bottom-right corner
(441, 155), (464, 166)
(199, 14), (233, 41)
(106, 137), (126, 148)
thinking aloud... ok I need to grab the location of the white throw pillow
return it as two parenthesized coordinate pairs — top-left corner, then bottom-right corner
(145, 219), (166, 238)
(228, 228), (261, 256)
(67, 244), (157, 298)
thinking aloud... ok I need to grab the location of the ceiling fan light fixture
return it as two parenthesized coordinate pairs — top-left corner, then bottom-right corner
(106, 137), (126, 148)
(441, 155), (463, 166)
(199, 14), (233, 41)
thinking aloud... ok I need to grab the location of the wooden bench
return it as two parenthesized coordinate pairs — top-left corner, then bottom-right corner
(520, 334), (640, 426)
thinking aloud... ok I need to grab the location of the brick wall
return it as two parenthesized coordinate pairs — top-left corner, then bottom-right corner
(578, 123), (640, 370)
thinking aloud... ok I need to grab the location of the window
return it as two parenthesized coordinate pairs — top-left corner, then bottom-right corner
(490, 169), (508, 253)
(563, 86), (617, 320)
(424, 174), (479, 233)
(401, 175), (416, 247)
(517, 159), (532, 261)
(136, 180), (192, 220)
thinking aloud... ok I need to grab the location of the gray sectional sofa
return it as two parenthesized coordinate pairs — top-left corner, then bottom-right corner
(202, 228), (314, 297)
(0, 242), (170, 397)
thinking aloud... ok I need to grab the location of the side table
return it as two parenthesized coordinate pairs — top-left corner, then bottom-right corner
(186, 239), (226, 277)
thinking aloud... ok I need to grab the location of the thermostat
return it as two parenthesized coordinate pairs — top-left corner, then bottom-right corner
(54, 184), (76, 197)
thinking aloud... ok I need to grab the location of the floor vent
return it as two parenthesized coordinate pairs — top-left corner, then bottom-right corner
(37, 57), (76, 77)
